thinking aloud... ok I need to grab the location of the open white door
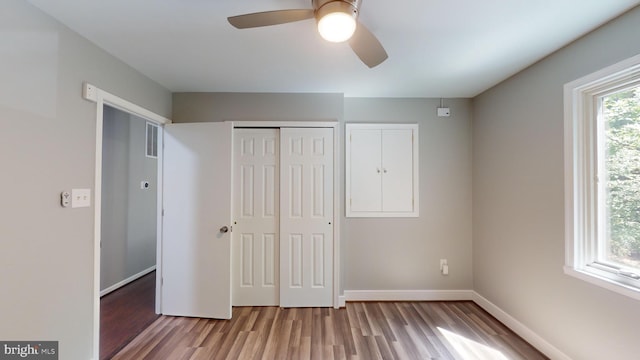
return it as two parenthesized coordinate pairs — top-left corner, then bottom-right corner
(162, 122), (232, 319)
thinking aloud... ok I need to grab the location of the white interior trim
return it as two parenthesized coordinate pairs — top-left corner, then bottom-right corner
(333, 124), (341, 309)
(564, 266), (640, 301)
(100, 266), (156, 297)
(344, 289), (474, 302)
(86, 83), (171, 360)
(233, 120), (338, 128)
(83, 83), (171, 125)
(472, 292), (572, 360)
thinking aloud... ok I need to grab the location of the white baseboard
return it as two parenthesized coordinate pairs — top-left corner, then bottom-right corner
(472, 291), (572, 360)
(344, 289), (474, 302)
(100, 265), (156, 297)
(338, 295), (346, 308)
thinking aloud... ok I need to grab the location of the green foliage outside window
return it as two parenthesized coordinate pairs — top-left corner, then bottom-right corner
(603, 86), (640, 268)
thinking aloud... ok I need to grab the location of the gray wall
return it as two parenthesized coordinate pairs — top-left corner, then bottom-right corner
(126, 114), (158, 279)
(101, 107), (157, 291)
(101, 106), (130, 290)
(344, 98), (473, 290)
(472, 6), (640, 360)
(0, 1), (171, 359)
(173, 94), (474, 293)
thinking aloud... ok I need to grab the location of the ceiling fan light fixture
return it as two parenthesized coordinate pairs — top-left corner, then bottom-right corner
(316, 1), (357, 43)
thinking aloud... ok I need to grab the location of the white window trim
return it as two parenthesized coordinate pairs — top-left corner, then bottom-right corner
(564, 53), (640, 301)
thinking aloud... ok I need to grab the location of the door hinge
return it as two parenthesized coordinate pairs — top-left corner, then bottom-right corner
(162, 209), (165, 216)
(161, 277), (164, 286)
(350, 198), (352, 206)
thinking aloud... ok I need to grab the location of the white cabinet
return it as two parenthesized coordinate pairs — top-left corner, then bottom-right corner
(346, 123), (419, 217)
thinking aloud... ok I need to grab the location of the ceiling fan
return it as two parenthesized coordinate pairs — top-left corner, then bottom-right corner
(228, 0), (388, 68)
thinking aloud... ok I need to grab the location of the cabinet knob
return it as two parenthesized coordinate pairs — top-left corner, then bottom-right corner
(383, 169), (388, 173)
(376, 168), (381, 173)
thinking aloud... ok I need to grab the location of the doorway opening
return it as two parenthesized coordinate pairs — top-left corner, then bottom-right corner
(88, 83), (170, 360)
(99, 105), (159, 358)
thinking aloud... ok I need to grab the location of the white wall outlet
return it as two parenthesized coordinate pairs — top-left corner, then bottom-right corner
(440, 259), (449, 275)
(71, 188), (91, 208)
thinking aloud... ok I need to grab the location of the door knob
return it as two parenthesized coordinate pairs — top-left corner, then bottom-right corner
(220, 226), (229, 233)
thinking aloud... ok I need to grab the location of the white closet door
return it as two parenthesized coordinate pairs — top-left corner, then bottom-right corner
(232, 129), (279, 306)
(382, 129), (414, 212)
(162, 122), (232, 319)
(280, 128), (334, 307)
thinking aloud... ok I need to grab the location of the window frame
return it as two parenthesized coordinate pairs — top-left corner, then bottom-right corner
(564, 53), (640, 300)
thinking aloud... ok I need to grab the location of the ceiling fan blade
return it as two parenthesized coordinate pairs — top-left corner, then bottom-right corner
(349, 22), (388, 68)
(228, 9), (314, 29)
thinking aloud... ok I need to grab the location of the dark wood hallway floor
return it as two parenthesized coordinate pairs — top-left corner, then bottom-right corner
(101, 271), (160, 360)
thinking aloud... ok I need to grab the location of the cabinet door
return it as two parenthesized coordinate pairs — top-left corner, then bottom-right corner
(382, 129), (414, 212)
(346, 123), (419, 217)
(349, 129), (382, 212)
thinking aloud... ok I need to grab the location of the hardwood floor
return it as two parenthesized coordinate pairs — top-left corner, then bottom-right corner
(101, 271), (160, 360)
(113, 301), (548, 360)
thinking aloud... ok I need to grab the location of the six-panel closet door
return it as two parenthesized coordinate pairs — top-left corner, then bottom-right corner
(232, 127), (334, 308)
(279, 128), (333, 307)
(232, 129), (280, 306)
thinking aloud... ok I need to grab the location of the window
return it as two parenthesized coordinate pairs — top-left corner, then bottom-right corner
(564, 53), (640, 300)
(146, 122), (158, 158)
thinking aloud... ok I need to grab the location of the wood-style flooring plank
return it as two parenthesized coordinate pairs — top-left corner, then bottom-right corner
(113, 302), (549, 360)
(100, 271), (160, 360)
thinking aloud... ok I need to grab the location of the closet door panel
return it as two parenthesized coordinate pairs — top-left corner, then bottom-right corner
(232, 129), (279, 306)
(280, 128), (333, 307)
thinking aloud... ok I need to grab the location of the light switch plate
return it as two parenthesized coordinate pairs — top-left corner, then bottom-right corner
(71, 189), (91, 208)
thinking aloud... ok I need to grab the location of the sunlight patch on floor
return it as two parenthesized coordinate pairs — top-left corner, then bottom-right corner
(438, 327), (510, 360)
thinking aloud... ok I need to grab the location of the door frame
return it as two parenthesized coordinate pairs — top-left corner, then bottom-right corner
(84, 83), (171, 360)
(231, 121), (341, 309)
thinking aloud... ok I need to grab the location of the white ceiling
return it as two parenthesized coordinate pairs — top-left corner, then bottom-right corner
(27, 0), (640, 97)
